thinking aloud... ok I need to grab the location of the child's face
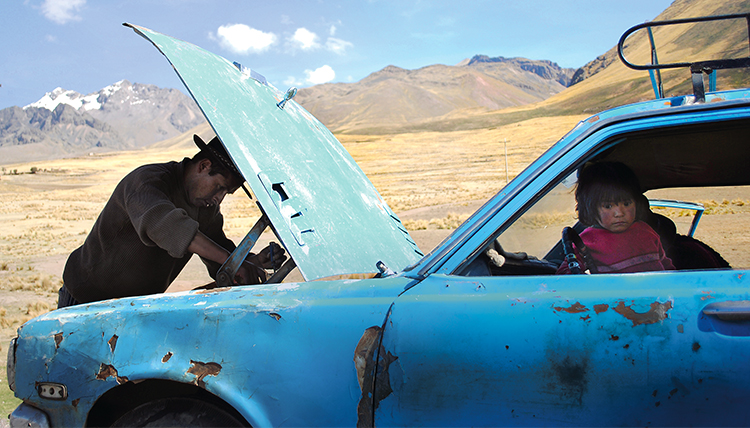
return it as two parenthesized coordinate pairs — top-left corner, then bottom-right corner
(597, 198), (636, 233)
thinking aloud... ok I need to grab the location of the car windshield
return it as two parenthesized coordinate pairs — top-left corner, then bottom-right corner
(497, 178), (577, 258)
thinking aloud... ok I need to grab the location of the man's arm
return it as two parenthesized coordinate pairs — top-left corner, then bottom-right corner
(188, 230), (232, 266)
(188, 231), (265, 284)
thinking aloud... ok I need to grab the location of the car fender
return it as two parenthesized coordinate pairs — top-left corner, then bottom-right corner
(13, 277), (414, 427)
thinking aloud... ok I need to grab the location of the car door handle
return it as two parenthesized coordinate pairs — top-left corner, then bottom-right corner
(702, 301), (750, 321)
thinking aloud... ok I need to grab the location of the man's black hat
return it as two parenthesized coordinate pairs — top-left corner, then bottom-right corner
(193, 134), (242, 179)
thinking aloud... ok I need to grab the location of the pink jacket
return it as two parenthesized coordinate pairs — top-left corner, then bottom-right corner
(557, 221), (675, 274)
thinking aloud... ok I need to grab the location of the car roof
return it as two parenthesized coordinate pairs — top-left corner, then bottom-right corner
(126, 24), (424, 281)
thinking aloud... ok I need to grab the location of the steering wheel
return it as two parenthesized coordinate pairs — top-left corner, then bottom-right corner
(561, 227), (597, 274)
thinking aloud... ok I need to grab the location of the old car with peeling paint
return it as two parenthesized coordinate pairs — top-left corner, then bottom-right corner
(8, 14), (750, 427)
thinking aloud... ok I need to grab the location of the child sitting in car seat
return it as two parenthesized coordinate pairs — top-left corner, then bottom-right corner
(557, 161), (675, 274)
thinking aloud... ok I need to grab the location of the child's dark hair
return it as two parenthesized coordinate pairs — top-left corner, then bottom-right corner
(575, 161), (646, 226)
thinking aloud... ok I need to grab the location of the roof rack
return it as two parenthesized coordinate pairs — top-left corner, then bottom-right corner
(617, 13), (750, 102)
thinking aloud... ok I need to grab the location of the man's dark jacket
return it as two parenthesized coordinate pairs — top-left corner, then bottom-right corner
(63, 159), (234, 303)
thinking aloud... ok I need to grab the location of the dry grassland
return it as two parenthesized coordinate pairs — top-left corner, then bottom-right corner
(5, 112), (750, 339)
(2, 111), (749, 414)
(339, 115), (585, 214)
(0, 115), (583, 341)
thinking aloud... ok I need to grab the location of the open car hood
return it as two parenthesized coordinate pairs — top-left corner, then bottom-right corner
(126, 24), (423, 281)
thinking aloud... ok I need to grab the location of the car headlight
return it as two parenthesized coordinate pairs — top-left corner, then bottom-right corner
(7, 337), (16, 392)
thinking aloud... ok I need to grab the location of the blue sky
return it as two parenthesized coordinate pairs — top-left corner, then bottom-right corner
(0, 0), (674, 110)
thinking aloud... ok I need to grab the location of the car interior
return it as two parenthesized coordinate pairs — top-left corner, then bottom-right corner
(458, 116), (750, 277)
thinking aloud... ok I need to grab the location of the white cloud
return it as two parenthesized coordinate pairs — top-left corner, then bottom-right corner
(41, 0), (85, 24)
(326, 37), (353, 55)
(305, 65), (335, 85)
(45, 34), (58, 43)
(284, 76), (303, 87)
(214, 24), (277, 55)
(329, 25), (337, 36)
(290, 28), (320, 51)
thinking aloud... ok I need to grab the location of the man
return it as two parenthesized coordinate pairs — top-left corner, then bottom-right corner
(58, 134), (285, 308)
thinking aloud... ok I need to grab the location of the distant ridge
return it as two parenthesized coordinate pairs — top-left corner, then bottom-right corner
(464, 55), (574, 86)
(295, 56), (576, 134)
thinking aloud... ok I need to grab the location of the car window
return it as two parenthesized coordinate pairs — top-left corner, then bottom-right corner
(645, 186), (750, 268)
(459, 180), (748, 277)
(452, 117), (750, 278)
(495, 177), (577, 259)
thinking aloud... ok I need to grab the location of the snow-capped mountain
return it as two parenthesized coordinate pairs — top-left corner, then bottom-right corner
(0, 80), (205, 164)
(25, 85), (107, 112)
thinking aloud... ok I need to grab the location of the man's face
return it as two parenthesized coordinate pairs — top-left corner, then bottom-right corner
(185, 159), (241, 208)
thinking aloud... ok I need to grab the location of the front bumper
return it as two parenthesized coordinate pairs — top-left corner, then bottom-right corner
(10, 403), (51, 428)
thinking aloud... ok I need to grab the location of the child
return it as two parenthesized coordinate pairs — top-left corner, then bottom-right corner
(557, 161), (674, 274)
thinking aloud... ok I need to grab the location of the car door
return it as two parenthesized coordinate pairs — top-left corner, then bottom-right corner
(374, 270), (750, 427)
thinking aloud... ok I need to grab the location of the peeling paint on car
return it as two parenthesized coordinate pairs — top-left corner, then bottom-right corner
(354, 326), (380, 392)
(186, 360), (222, 388)
(276, 283), (300, 292)
(107, 335), (118, 353)
(96, 364), (128, 385)
(593, 304), (609, 314)
(613, 300), (672, 326)
(533, 285), (556, 295)
(554, 301), (588, 313)
(162, 352), (173, 363)
(354, 323), (399, 428)
(354, 326), (380, 427)
(54, 332), (63, 349)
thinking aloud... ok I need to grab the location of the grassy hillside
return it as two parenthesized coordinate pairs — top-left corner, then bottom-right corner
(547, 0), (750, 111)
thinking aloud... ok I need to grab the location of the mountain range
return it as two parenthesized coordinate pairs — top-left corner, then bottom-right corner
(0, 56), (576, 164)
(0, 80), (205, 164)
(295, 56), (575, 133)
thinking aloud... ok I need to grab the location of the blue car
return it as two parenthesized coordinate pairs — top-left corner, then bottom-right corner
(8, 14), (750, 427)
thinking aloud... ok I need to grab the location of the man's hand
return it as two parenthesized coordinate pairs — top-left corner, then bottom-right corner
(234, 243), (285, 285)
(256, 242), (286, 270)
(235, 260), (266, 285)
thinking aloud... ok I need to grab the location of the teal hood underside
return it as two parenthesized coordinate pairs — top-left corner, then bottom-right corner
(125, 23), (423, 281)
